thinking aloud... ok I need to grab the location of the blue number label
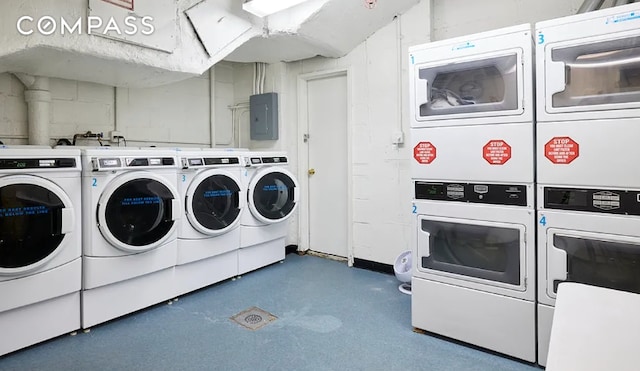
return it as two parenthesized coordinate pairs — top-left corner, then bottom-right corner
(539, 215), (547, 226)
(412, 204), (417, 214)
(182, 175), (186, 182)
(92, 178), (97, 187)
(537, 33), (545, 45)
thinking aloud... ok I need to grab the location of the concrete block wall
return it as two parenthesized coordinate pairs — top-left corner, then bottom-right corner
(0, 67), (235, 148)
(0, 74), (27, 144)
(431, 0), (585, 41)
(273, 0), (591, 265)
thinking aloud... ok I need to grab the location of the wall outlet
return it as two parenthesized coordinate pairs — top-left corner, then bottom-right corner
(109, 131), (122, 143)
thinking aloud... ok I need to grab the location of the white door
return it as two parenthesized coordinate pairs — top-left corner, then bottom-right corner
(306, 73), (348, 258)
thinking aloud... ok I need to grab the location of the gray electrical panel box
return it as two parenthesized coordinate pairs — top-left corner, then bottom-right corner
(250, 92), (278, 140)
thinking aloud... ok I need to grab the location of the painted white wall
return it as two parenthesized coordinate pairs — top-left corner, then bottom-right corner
(431, 0), (585, 40)
(0, 64), (236, 147)
(264, 0), (592, 265)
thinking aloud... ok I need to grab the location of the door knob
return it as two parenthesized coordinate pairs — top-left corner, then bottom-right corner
(308, 168), (316, 175)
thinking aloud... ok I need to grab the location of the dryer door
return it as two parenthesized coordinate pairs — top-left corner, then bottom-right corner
(248, 168), (299, 224)
(97, 172), (179, 253)
(185, 170), (243, 236)
(0, 175), (75, 276)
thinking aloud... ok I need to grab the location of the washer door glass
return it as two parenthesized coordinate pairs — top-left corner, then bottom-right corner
(104, 178), (176, 247)
(252, 171), (296, 221)
(0, 184), (66, 269)
(190, 174), (241, 232)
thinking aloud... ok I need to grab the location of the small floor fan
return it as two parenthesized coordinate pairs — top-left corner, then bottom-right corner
(394, 250), (412, 295)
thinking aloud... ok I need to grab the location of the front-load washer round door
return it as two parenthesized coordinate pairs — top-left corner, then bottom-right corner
(186, 170), (243, 236)
(97, 172), (179, 253)
(248, 168), (299, 224)
(0, 175), (75, 276)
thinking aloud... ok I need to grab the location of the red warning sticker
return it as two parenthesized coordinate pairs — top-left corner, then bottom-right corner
(545, 137), (579, 164)
(482, 139), (511, 165)
(413, 142), (436, 164)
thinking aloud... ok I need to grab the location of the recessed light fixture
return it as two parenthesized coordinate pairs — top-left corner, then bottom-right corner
(242, 0), (309, 17)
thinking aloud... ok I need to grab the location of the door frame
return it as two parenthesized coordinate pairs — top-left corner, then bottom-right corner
(297, 67), (354, 265)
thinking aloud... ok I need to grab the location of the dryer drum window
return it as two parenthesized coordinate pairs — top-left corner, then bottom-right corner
(253, 172), (296, 220)
(420, 219), (521, 285)
(104, 178), (175, 246)
(191, 175), (241, 230)
(0, 184), (66, 268)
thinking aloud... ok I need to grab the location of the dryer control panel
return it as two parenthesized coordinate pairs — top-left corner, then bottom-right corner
(415, 181), (527, 206)
(544, 187), (640, 216)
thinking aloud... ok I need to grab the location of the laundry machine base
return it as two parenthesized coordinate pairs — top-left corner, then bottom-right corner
(177, 228), (240, 266)
(1, 258), (81, 313)
(240, 222), (287, 248)
(174, 249), (238, 297)
(83, 243), (176, 290)
(238, 237), (285, 275)
(81, 267), (175, 329)
(0, 291), (80, 356)
(412, 277), (536, 363)
(537, 303), (554, 367)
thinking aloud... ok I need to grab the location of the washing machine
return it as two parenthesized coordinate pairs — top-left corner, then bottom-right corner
(81, 147), (180, 328)
(175, 149), (244, 296)
(239, 151), (298, 275)
(535, 3), (640, 365)
(0, 146), (82, 356)
(409, 23), (534, 185)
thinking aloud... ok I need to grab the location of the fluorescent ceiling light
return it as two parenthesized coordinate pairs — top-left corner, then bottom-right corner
(242, 0), (308, 17)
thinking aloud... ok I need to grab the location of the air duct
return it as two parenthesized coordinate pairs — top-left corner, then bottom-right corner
(577, 0), (605, 13)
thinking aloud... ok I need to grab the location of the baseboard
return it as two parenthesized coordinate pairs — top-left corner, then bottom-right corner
(285, 244), (298, 255)
(353, 258), (394, 275)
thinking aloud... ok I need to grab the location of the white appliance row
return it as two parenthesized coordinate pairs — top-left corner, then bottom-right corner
(409, 2), (640, 366)
(0, 146), (298, 356)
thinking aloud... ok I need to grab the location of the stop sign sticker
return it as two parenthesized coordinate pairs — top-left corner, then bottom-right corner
(545, 137), (579, 164)
(483, 140), (511, 165)
(413, 142), (436, 164)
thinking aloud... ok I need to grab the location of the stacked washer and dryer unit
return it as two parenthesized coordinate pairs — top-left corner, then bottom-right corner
(80, 147), (180, 329)
(535, 3), (640, 365)
(409, 25), (537, 362)
(0, 146), (82, 356)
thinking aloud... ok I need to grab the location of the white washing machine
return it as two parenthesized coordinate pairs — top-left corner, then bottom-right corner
(239, 151), (298, 275)
(0, 146), (81, 356)
(175, 149), (244, 296)
(409, 24), (536, 363)
(81, 147), (180, 328)
(409, 23), (534, 185)
(535, 3), (640, 365)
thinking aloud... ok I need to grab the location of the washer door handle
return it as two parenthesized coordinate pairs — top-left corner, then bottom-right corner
(170, 199), (181, 221)
(60, 207), (74, 234)
(418, 229), (431, 258)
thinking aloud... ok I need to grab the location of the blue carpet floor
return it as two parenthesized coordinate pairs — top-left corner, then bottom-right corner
(0, 254), (540, 370)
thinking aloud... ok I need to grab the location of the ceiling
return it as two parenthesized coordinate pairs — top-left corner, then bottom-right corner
(0, 0), (421, 87)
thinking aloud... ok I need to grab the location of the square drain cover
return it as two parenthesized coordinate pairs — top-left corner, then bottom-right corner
(230, 306), (277, 330)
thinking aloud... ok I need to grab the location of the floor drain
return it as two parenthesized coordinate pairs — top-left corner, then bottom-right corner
(230, 306), (277, 331)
